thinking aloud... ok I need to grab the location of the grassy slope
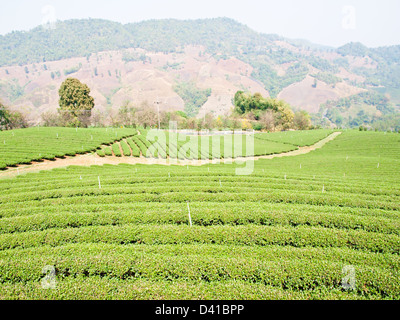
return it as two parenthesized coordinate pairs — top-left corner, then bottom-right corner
(254, 129), (333, 147)
(101, 130), (334, 160)
(0, 130), (399, 299)
(0, 127), (137, 169)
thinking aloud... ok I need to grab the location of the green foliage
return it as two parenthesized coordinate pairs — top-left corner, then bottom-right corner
(103, 146), (113, 156)
(311, 72), (343, 86)
(0, 101), (9, 130)
(0, 19), (133, 67)
(0, 79), (25, 102)
(96, 149), (105, 157)
(234, 91), (282, 114)
(174, 81), (211, 117)
(323, 91), (392, 111)
(250, 62), (309, 98)
(333, 57), (350, 69)
(96, 129), (333, 161)
(176, 111), (188, 119)
(111, 143), (122, 157)
(0, 19), (319, 100)
(63, 63), (82, 76)
(0, 127), (136, 169)
(122, 51), (149, 63)
(126, 138), (140, 157)
(306, 56), (339, 73)
(293, 111), (312, 130)
(137, 135), (157, 158)
(372, 46), (400, 65)
(120, 140), (132, 156)
(132, 136), (147, 157)
(337, 42), (369, 57)
(234, 91), (295, 130)
(371, 113), (400, 132)
(254, 129), (332, 147)
(58, 78), (95, 127)
(325, 108), (344, 127)
(0, 131), (399, 299)
(0, 100), (28, 131)
(0, 18), (399, 109)
(162, 61), (183, 70)
(319, 91), (396, 129)
(336, 43), (400, 93)
(0, 18), (260, 66)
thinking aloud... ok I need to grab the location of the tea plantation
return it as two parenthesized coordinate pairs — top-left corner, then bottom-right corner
(0, 127), (138, 169)
(0, 129), (399, 299)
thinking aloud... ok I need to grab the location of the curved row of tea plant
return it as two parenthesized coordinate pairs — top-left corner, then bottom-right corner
(0, 130), (399, 299)
(0, 127), (138, 169)
(98, 130), (328, 160)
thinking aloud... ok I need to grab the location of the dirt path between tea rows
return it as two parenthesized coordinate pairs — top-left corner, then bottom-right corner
(0, 132), (342, 179)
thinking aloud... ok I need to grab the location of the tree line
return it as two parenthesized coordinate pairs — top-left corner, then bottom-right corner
(2, 78), (312, 132)
(0, 100), (28, 130)
(233, 91), (311, 131)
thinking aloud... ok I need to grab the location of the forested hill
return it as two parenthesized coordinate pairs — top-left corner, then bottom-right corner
(0, 18), (276, 67)
(0, 18), (399, 128)
(2, 18), (399, 96)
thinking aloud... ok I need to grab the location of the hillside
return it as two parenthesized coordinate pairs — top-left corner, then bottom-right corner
(0, 18), (399, 127)
(0, 127), (137, 169)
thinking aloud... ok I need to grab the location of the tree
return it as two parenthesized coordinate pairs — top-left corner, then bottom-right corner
(158, 110), (170, 129)
(275, 105), (294, 130)
(1, 101), (28, 130)
(90, 110), (105, 127)
(229, 115), (242, 133)
(216, 116), (224, 131)
(203, 113), (215, 130)
(234, 91), (287, 116)
(234, 91), (250, 114)
(293, 111), (311, 130)
(58, 78), (95, 127)
(260, 110), (275, 131)
(241, 118), (252, 130)
(8, 111), (28, 129)
(41, 111), (60, 127)
(185, 118), (197, 130)
(176, 111), (188, 119)
(116, 101), (136, 127)
(167, 111), (188, 129)
(312, 78), (317, 88)
(0, 101), (10, 130)
(134, 101), (157, 129)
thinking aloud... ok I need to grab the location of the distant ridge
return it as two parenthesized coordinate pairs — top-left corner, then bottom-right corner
(0, 18), (399, 129)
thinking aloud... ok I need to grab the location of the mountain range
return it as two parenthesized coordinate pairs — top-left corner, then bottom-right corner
(0, 17), (399, 128)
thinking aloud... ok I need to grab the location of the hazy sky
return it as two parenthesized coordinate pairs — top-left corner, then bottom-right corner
(0, 0), (399, 48)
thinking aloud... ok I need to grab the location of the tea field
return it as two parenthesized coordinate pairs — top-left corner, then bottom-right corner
(97, 129), (333, 159)
(0, 127), (138, 169)
(0, 129), (399, 300)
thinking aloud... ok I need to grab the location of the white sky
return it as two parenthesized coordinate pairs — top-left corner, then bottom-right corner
(0, 0), (399, 48)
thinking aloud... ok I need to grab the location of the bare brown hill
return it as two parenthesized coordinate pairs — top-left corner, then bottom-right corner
(0, 45), (368, 124)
